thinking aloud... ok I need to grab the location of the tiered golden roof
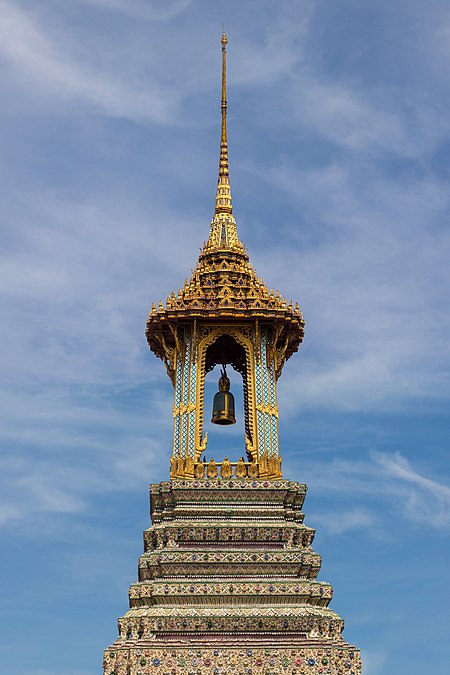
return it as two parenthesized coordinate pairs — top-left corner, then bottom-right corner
(146, 33), (304, 379)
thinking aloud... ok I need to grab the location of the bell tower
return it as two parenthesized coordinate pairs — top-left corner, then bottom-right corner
(146, 33), (304, 481)
(103, 34), (362, 675)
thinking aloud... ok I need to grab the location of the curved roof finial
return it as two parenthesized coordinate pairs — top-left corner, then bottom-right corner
(215, 32), (232, 214)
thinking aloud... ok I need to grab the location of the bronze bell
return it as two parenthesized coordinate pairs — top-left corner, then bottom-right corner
(211, 365), (236, 425)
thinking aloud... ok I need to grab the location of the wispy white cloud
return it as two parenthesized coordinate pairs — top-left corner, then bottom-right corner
(77, 0), (191, 21)
(290, 75), (413, 155)
(0, 432), (164, 526)
(0, 1), (174, 122)
(0, 186), (203, 386)
(0, 381), (172, 527)
(372, 450), (450, 527)
(310, 507), (376, 535)
(302, 450), (450, 532)
(229, 5), (312, 87)
(252, 160), (450, 411)
(0, 1), (319, 127)
(0, 504), (21, 526)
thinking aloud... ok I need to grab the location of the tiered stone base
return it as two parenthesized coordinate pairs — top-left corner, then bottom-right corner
(104, 479), (361, 675)
(104, 641), (361, 674)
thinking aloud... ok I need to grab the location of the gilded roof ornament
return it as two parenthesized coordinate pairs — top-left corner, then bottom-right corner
(205, 32), (244, 254)
(216, 32), (232, 215)
(146, 34), (305, 380)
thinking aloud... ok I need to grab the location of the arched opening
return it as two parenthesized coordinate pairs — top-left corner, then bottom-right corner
(202, 334), (249, 462)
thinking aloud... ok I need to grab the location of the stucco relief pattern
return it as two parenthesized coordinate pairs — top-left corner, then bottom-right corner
(103, 481), (361, 675)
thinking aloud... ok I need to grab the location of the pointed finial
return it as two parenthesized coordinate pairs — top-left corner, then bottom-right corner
(215, 32), (232, 215)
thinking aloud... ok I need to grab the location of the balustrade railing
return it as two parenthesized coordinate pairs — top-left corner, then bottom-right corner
(195, 460), (253, 479)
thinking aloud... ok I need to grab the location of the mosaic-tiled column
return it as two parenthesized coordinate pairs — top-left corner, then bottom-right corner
(171, 327), (197, 476)
(254, 327), (280, 476)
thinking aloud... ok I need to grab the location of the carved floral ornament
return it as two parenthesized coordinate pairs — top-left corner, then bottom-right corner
(148, 317), (303, 391)
(173, 402), (196, 418)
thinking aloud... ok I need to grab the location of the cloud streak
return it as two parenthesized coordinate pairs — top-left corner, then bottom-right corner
(0, 1), (174, 122)
(302, 450), (450, 533)
(309, 507), (376, 535)
(0, 381), (172, 527)
(77, 0), (191, 21)
(254, 160), (450, 411)
(372, 450), (450, 527)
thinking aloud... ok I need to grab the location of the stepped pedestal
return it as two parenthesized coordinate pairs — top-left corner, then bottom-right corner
(103, 479), (361, 675)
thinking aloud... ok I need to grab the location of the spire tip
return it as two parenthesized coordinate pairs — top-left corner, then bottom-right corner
(215, 31), (232, 215)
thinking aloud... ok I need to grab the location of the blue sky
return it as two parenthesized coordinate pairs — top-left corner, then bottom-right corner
(0, 1), (449, 673)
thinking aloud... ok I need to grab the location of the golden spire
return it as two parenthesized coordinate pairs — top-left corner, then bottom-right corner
(215, 32), (232, 215)
(205, 33), (242, 252)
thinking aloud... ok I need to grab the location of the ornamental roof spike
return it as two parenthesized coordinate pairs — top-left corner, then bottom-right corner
(215, 32), (232, 216)
(204, 33), (244, 254)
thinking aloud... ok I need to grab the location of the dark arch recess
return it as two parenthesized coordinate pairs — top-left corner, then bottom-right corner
(205, 334), (245, 375)
(204, 333), (251, 446)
